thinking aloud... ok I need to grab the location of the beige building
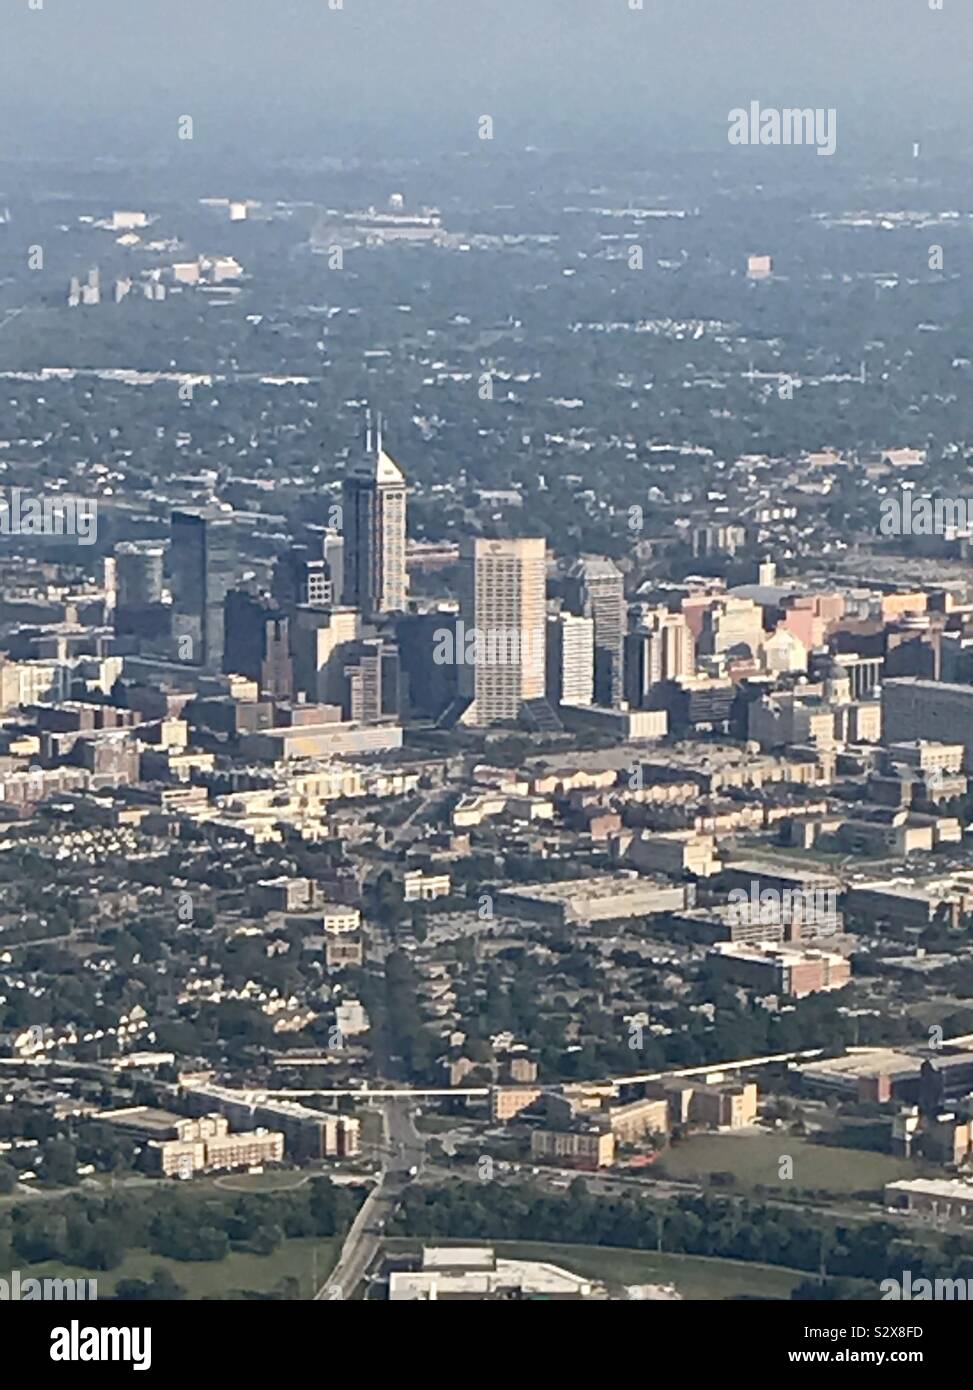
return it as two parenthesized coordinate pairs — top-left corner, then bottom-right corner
(625, 830), (720, 879)
(491, 1086), (543, 1122)
(531, 1125), (615, 1170)
(609, 1097), (669, 1145)
(698, 596), (764, 659)
(181, 1086), (359, 1161)
(139, 1114), (285, 1177)
(646, 1076), (758, 1130)
(709, 941), (851, 998)
(509, 1056), (539, 1084)
(546, 611), (595, 708)
(403, 870), (451, 902)
(321, 902), (362, 934)
(291, 606), (361, 704)
(325, 935), (363, 969)
(459, 537), (547, 726)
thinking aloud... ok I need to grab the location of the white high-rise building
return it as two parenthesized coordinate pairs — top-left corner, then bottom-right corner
(342, 410), (407, 617)
(546, 611), (594, 707)
(568, 555), (626, 708)
(459, 537), (546, 726)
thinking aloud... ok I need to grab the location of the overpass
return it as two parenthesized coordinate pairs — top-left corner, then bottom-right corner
(264, 1045), (828, 1100)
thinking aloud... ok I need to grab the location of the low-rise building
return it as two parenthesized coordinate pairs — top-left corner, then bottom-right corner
(403, 870), (452, 902)
(531, 1124), (615, 1170)
(625, 830), (720, 879)
(491, 1086), (543, 1122)
(389, 1246), (607, 1300)
(885, 1177), (973, 1223)
(608, 1097), (669, 1144)
(496, 875), (688, 927)
(645, 1076), (758, 1130)
(708, 941), (851, 998)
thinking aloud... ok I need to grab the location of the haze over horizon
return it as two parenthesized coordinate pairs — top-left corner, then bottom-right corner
(1, 0), (970, 166)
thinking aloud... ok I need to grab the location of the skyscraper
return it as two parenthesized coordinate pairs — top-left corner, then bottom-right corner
(272, 544), (333, 611)
(625, 607), (695, 706)
(546, 611), (594, 708)
(113, 540), (168, 641)
(342, 637), (400, 724)
(290, 605), (361, 704)
(458, 537), (546, 726)
(223, 590), (294, 700)
(568, 555), (626, 708)
(342, 411), (407, 617)
(115, 540), (165, 609)
(170, 510), (237, 668)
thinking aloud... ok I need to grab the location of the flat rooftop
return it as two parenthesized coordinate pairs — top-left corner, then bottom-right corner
(796, 1048), (922, 1080)
(499, 875), (674, 903)
(886, 1178), (973, 1199)
(97, 1106), (185, 1135)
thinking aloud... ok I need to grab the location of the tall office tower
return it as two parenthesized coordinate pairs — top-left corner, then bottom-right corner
(567, 555), (626, 708)
(395, 612), (459, 720)
(115, 541), (165, 609)
(272, 544), (333, 611)
(342, 638), (400, 724)
(223, 591), (293, 699)
(458, 537), (546, 726)
(113, 540), (169, 642)
(290, 605), (361, 703)
(546, 611), (594, 708)
(625, 607), (696, 706)
(170, 510), (237, 668)
(322, 528), (345, 605)
(341, 410), (407, 617)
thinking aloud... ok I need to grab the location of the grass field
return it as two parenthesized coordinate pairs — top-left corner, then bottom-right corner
(657, 1131), (923, 1195)
(210, 1171), (313, 1193)
(23, 1236), (338, 1301)
(385, 1237), (811, 1299)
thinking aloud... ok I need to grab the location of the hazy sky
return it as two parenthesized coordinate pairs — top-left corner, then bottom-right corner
(0, 0), (969, 163)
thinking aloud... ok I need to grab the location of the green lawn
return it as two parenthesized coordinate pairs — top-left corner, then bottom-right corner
(24, 1236), (338, 1301)
(209, 1171), (313, 1193)
(657, 1131), (924, 1195)
(415, 1116), (465, 1134)
(495, 1242), (811, 1299)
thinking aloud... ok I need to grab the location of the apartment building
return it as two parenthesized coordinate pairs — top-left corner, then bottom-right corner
(531, 1124), (615, 1170)
(403, 870), (452, 902)
(608, 1097), (669, 1145)
(708, 941), (851, 998)
(491, 1085), (543, 1122)
(645, 1076), (758, 1130)
(181, 1085), (360, 1160)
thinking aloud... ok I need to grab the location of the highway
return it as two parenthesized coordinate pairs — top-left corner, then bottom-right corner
(315, 1097), (424, 1301)
(262, 1045), (828, 1101)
